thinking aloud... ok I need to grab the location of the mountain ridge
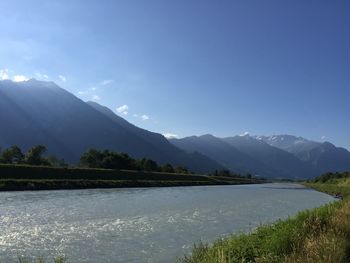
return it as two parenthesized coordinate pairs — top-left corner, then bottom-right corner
(1, 79), (350, 179)
(0, 79), (223, 173)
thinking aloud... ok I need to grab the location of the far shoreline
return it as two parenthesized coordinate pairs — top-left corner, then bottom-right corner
(0, 164), (266, 192)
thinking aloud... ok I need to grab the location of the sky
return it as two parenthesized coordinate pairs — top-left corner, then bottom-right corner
(0, 0), (349, 149)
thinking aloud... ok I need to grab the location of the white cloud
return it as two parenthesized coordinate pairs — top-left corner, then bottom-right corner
(116, 104), (129, 115)
(78, 91), (85, 95)
(240, 131), (250, 136)
(100, 79), (114, 86)
(58, 75), (66, 82)
(35, 72), (49, 80)
(163, 133), (179, 139)
(0, 68), (9, 80)
(141, 114), (149, 121)
(321, 135), (326, 140)
(13, 75), (29, 82)
(92, 95), (101, 101)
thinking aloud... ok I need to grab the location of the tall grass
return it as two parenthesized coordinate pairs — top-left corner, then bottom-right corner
(179, 179), (350, 263)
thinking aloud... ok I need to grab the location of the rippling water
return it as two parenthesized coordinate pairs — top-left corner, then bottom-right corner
(0, 183), (335, 262)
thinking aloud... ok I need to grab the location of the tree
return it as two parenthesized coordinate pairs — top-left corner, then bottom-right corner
(80, 149), (104, 168)
(162, 163), (174, 173)
(140, 158), (159, 171)
(47, 155), (68, 167)
(80, 149), (138, 170)
(0, 145), (24, 164)
(25, 145), (49, 166)
(218, 169), (231, 177)
(175, 166), (188, 174)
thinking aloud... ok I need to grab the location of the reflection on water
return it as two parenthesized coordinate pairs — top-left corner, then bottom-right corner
(0, 183), (335, 262)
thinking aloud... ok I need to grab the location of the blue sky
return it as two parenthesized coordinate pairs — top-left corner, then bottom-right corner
(1, 0), (349, 149)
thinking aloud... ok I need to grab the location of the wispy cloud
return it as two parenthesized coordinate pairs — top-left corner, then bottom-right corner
(163, 133), (179, 139)
(35, 72), (49, 80)
(1, 68), (29, 82)
(58, 75), (66, 82)
(100, 79), (114, 86)
(13, 75), (29, 82)
(0, 68), (9, 80)
(141, 114), (149, 121)
(116, 104), (129, 115)
(321, 135), (326, 140)
(133, 113), (151, 121)
(76, 79), (113, 99)
(92, 95), (101, 101)
(240, 131), (250, 136)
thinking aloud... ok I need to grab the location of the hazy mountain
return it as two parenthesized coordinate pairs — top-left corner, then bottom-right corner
(257, 135), (350, 174)
(256, 135), (320, 155)
(171, 133), (350, 178)
(2, 79), (349, 178)
(223, 135), (316, 178)
(170, 134), (276, 177)
(86, 101), (224, 172)
(0, 79), (222, 173)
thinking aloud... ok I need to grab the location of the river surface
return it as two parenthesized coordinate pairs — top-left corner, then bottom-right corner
(0, 183), (335, 262)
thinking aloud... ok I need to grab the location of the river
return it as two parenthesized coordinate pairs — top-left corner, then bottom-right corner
(0, 183), (335, 262)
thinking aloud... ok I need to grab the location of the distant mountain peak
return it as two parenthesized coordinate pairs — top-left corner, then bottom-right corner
(199, 134), (216, 139)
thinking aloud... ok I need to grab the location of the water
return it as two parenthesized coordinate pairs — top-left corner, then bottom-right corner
(0, 183), (335, 262)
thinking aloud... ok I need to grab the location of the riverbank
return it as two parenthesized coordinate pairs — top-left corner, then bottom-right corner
(179, 174), (350, 263)
(0, 164), (265, 191)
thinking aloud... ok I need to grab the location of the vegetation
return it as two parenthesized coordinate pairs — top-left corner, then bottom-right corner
(15, 256), (66, 263)
(0, 145), (266, 191)
(178, 172), (350, 263)
(0, 145), (67, 167)
(80, 148), (191, 174)
(0, 164), (265, 191)
(0, 145), (190, 173)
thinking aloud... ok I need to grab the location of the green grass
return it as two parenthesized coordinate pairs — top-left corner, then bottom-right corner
(179, 176), (350, 263)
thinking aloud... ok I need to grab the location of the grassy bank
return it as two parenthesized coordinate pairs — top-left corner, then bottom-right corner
(179, 173), (350, 263)
(0, 164), (264, 191)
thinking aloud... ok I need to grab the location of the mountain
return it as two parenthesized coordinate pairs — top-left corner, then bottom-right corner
(170, 134), (277, 177)
(0, 79), (222, 173)
(256, 135), (320, 155)
(257, 135), (350, 174)
(171, 133), (350, 179)
(223, 135), (316, 178)
(2, 79), (349, 178)
(86, 101), (224, 172)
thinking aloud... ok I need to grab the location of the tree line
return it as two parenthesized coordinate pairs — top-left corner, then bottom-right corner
(80, 149), (191, 174)
(312, 171), (350, 183)
(0, 145), (261, 179)
(0, 145), (67, 167)
(0, 145), (191, 174)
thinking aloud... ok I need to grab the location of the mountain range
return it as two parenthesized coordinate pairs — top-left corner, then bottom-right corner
(0, 79), (222, 173)
(1, 79), (350, 179)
